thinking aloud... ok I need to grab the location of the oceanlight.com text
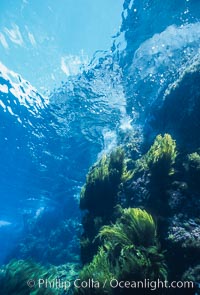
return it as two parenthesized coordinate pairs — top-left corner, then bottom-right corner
(27, 278), (195, 291)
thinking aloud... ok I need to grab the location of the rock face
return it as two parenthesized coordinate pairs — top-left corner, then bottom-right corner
(144, 59), (200, 152)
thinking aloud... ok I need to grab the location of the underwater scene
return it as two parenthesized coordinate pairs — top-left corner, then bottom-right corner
(0, 0), (200, 294)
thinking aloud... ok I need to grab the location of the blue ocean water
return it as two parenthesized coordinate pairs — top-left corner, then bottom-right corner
(0, 0), (200, 273)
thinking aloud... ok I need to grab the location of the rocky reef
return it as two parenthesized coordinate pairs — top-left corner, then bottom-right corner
(77, 60), (200, 295)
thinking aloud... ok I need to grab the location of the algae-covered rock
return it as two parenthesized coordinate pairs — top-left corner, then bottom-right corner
(0, 259), (60, 295)
(132, 134), (177, 216)
(80, 147), (131, 216)
(80, 147), (134, 264)
(184, 151), (200, 191)
(75, 207), (167, 295)
(98, 207), (157, 248)
(80, 149), (124, 215)
(167, 216), (200, 254)
(182, 265), (200, 295)
(136, 133), (177, 176)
